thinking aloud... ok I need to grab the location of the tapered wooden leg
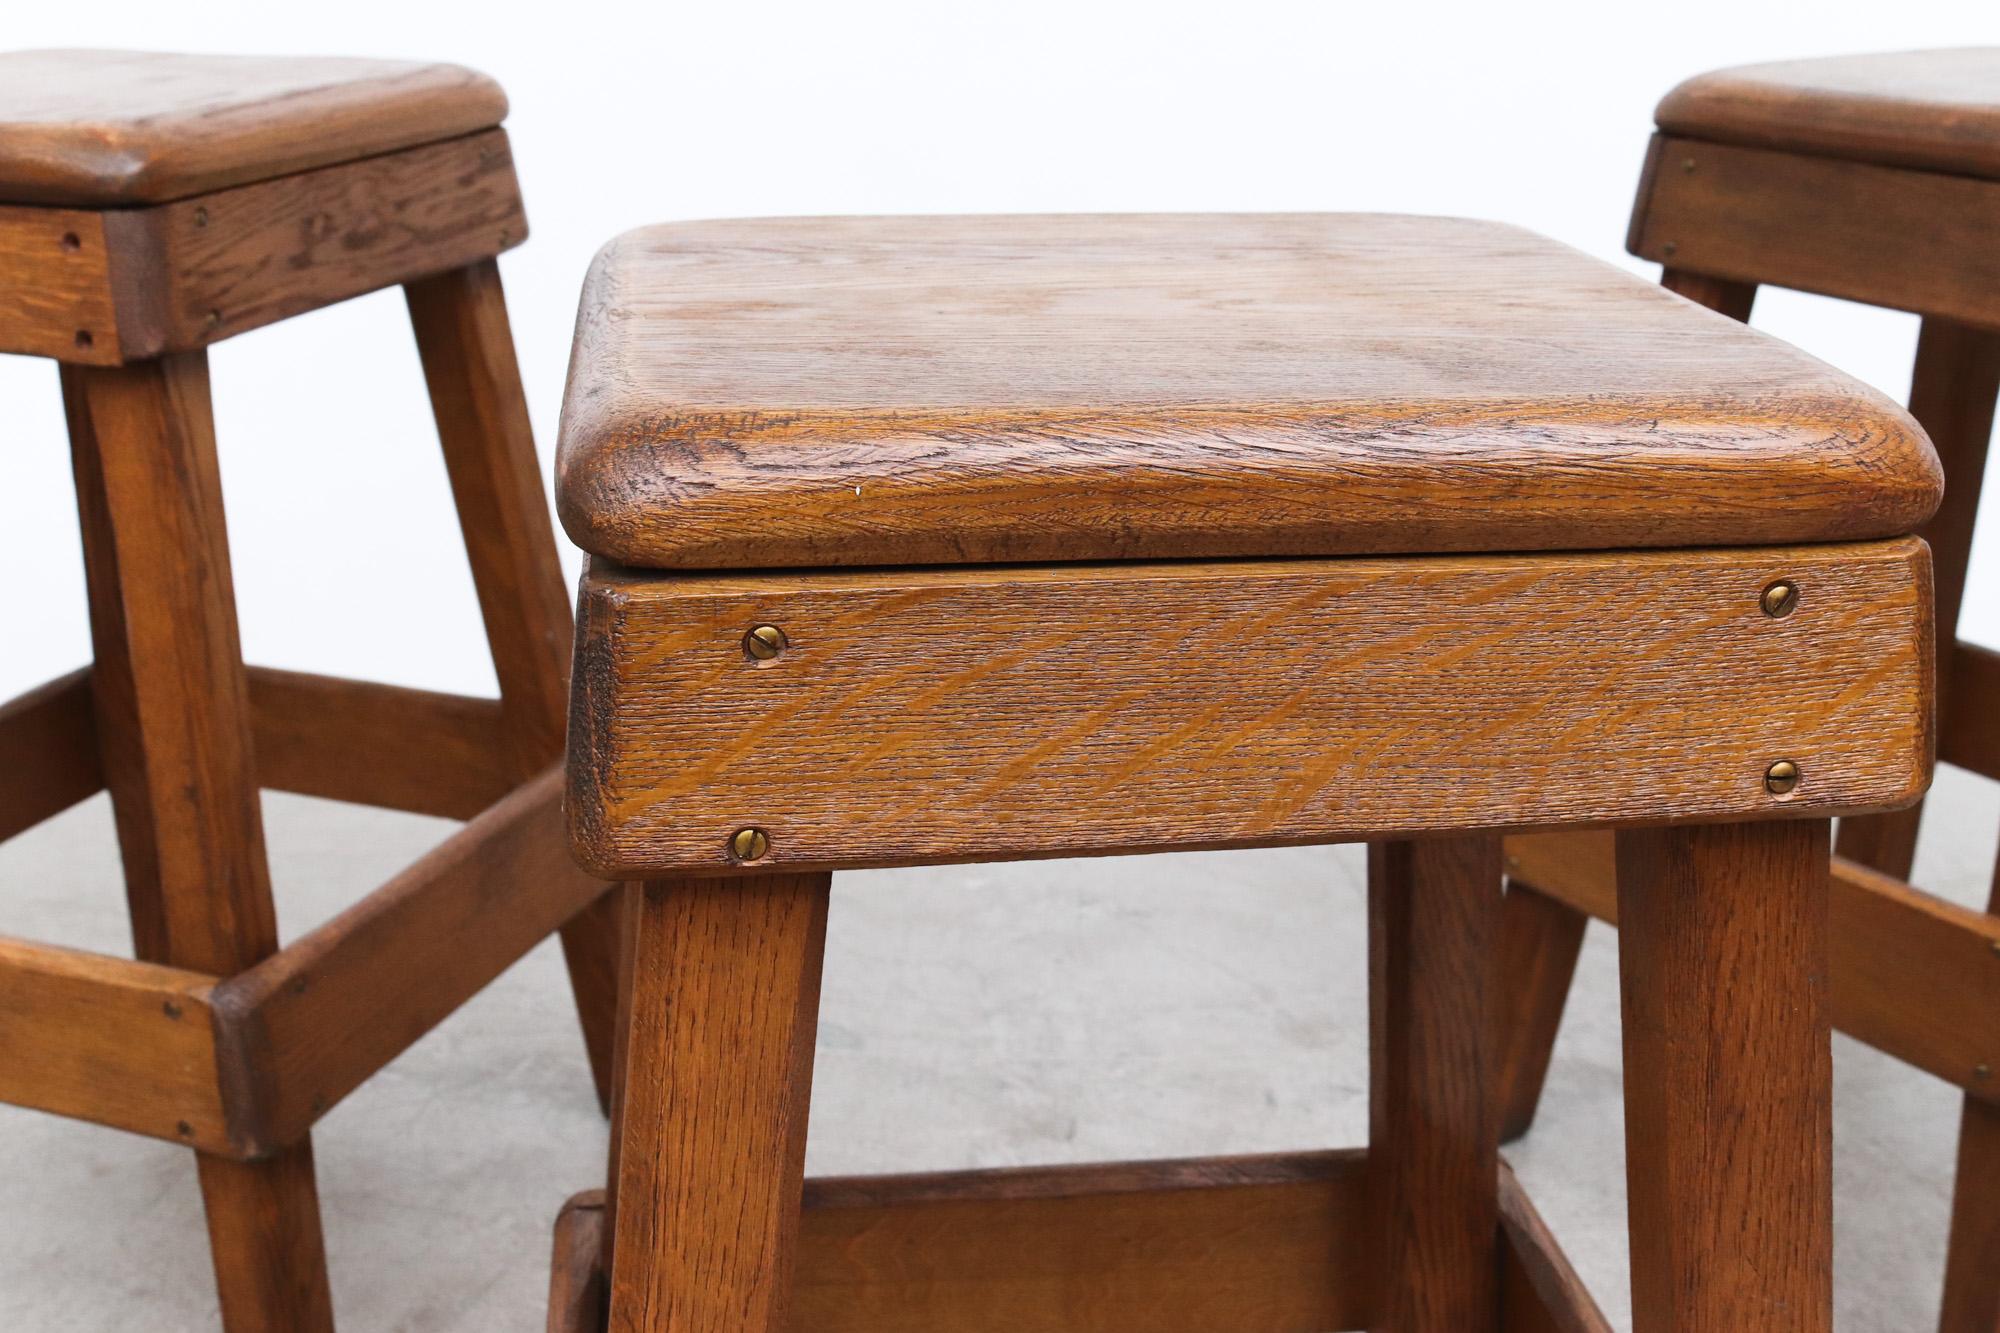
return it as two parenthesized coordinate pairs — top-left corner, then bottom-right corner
(608, 874), (831, 1333)
(1838, 319), (2000, 879)
(1661, 268), (1757, 322)
(1368, 837), (1502, 1333)
(65, 355), (334, 1332)
(1494, 881), (1589, 1143)
(1938, 860), (2000, 1333)
(405, 258), (620, 1110)
(1617, 819), (1832, 1333)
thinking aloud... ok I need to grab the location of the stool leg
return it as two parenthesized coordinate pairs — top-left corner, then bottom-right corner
(1368, 837), (1502, 1333)
(1837, 318), (2000, 879)
(1616, 819), (1832, 1333)
(405, 259), (621, 1111)
(607, 874), (830, 1333)
(1493, 881), (1588, 1143)
(64, 355), (335, 1332)
(1938, 858), (2000, 1333)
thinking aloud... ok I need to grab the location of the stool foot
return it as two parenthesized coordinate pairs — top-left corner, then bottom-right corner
(1368, 837), (1504, 1333)
(198, 1144), (334, 1333)
(1617, 819), (1833, 1333)
(1940, 1096), (2000, 1332)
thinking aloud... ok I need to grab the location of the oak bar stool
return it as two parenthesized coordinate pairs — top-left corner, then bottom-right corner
(1488, 49), (2000, 1332)
(0, 51), (620, 1329)
(541, 214), (1941, 1332)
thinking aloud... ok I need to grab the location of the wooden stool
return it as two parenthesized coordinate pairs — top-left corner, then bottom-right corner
(541, 214), (1941, 1332)
(1488, 49), (2000, 1331)
(0, 51), (620, 1330)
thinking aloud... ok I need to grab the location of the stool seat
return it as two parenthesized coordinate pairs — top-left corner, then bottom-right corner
(557, 212), (1937, 571)
(1658, 48), (2000, 181)
(0, 49), (507, 206)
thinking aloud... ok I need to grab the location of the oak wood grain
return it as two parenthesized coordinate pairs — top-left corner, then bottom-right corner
(0, 204), (125, 362)
(1498, 1162), (1613, 1333)
(63, 351), (334, 1329)
(554, 1153), (1600, 1332)
(1505, 830), (2000, 1104)
(246, 667), (510, 820)
(214, 769), (609, 1155)
(0, 50), (507, 206)
(558, 213), (1937, 570)
(1633, 135), (2000, 330)
(408, 256), (618, 1110)
(0, 668), (101, 842)
(608, 874), (830, 1333)
(1656, 49), (2000, 183)
(1838, 320), (2000, 876)
(1368, 837), (1501, 1332)
(1494, 884), (1588, 1144)
(0, 936), (228, 1152)
(1617, 820), (1832, 1333)
(572, 540), (1933, 876)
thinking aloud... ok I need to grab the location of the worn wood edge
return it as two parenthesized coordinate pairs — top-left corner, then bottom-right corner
(211, 767), (608, 1155)
(0, 935), (231, 1152)
(571, 539), (1935, 878)
(246, 666), (513, 820)
(1504, 829), (2000, 1101)
(0, 667), (103, 841)
(1631, 133), (2000, 331)
(1498, 1160), (1613, 1333)
(549, 1153), (1603, 1332)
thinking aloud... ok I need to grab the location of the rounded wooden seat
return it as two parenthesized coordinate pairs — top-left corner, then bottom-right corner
(0, 49), (506, 206)
(1657, 48), (2000, 181)
(557, 213), (1936, 571)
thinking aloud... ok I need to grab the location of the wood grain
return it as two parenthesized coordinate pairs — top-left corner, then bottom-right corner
(246, 667), (511, 820)
(572, 540), (1933, 876)
(1941, 1082), (2000, 1332)
(0, 936), (228, 1152)
(214, 769), (609, 1154)
(1838, 320), (2000, 876)
(553, 1153), (1601, 1332)
(1368, 837), (1501, 1332)
(557, 213), (1937, 570)
(0, 50), (507, 206)
(63, 351), (334, 1329)
(1632, 134), (2000, 330)
(0, 668), (101, 841)
(1494, 884), (1588, 1143)
(408, 256), (618, 1109)
(1945, 640), (2000, 781)
(1498, 1162), (1612, 1333)
(1503, 830), (2000, 1104)
(1656, 49), (2000, 183)
(0, 204), (126, 362)
(1617, 820), (1832, 1333)
(608, 874), (830, 1333)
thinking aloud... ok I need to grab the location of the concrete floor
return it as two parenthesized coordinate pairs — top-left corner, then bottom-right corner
(0, 768), (1994, 1330)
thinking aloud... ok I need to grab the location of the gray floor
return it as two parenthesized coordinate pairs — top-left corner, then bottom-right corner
(0, 768), (1994, 1330)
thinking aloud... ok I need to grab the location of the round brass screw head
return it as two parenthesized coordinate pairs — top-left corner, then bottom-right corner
(744, 625), (787, 661)
(1761, 580), (1800, 618)
(730, 827), (771, 861)
(1980, 1064), (1994, 1082)
(1765, 760), (1801, 795)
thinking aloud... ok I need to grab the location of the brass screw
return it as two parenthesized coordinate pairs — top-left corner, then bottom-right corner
(194, 207), (209, 228)
(1990, 939), (2000, 958)
(1662, 240), (1679, 256)
(730, 827), (771, 861)
(1765, 760), (1801, 795)
(1682, 157), (1697, 173)
(1979, 1064), (1994, 1082)
(161, 1000), (182, 1020)
(744, 625), (787, 661)
(1761, 580), (1800, 618)
(176, 1121), (193, 1138)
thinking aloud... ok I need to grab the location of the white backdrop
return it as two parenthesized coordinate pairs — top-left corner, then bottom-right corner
(3, 2), (1996, 700)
